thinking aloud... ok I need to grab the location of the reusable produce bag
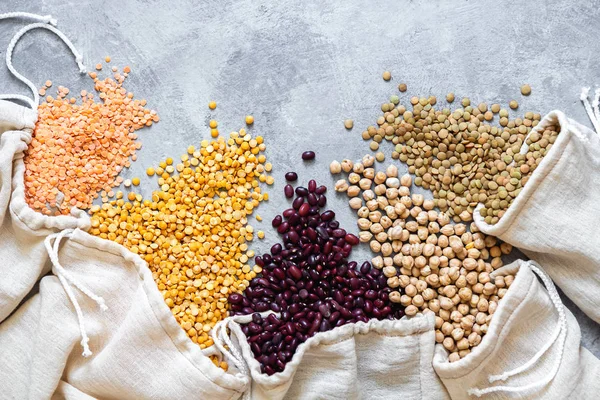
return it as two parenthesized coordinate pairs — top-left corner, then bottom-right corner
(211, 312), (450, 400)
(432, 259), (600, 399)
(0, 228), (250, 399)
(0, 100), (90, 323)
(473, 109), (600, 324)
(0, 16), (90, 323)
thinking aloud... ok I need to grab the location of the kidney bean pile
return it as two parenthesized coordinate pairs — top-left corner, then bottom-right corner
(228, 179), (405, 375)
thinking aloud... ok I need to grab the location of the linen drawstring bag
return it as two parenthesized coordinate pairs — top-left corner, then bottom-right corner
(432, 259), (600, 399)
(0, 228), (250, 399)
(210, 311), (450, 400)
(473, 107), (600, 325)
(0, 14), (90, 323)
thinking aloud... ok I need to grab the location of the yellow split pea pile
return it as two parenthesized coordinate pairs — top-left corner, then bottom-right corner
(89, 130), (271, 354)
(332, 156), (515, 361)
(360, 93), (560, 224)
(24, 62), (157, 215)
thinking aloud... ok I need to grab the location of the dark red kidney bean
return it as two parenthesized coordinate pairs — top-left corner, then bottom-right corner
(295, 187), (308, 197)
(288, 265), (302, 280)
(272, 215), (282, 227)
(298, 203), (310, 217)
(282, 208), (294, 218)
(248, 322), (262, 334)
(365, 290), (378, 300)
(273, 268), (285, 280)
(298, 319), (310, 331)
(271, 244), (282, 255)
(285, 172), (298, 181)
(284, 184), (294, 198)
(301, 151), (315, 160)
(292, 197), (304, 210)
(288, 230), (299, 244)
(317, 195), (327, 207)
(307, 192), (317, 205)
(277, 222), (290, 234)
(308, 179), (316, 192)
(256, 302), (270, 312)
(318, 303), (331, 318)
(229, 293), (243, 304)
(354, 297), (365, 309)
(360, 262), (371, 275)
(345, 234), (359, 245)
(251, 342), (261, 355)
(321, 210), (335, 221)
(364, 300), (373, 314)
(316, 226), (329, 239)
(332, 229), (346, 238)
(319, 320), (331, 332)
(315, 185), (327, 194)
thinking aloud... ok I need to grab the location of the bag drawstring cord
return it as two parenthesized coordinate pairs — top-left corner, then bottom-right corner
(0, 21), (86, 110)
(44, 229), (108, 357)
(0, 11), (57, 25)
(580, 87), (600, 135)
(467, 261), (567, 397)
(211, 311), (277, 400)
(593, 88), (600, 125)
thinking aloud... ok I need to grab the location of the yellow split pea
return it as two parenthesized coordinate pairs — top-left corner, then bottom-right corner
(90, 131), (271, 353)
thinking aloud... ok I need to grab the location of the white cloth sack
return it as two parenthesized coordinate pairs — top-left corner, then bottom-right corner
(432, 259), (600, 399)
(474, 110), (600, 324)
(0, 99), (89, 323)
(0, 228), (249, 399)
(0, 14), (91, 323)
(214, 312), (449, 400)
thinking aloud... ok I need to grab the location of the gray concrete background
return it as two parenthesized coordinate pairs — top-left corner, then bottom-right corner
(1, 0), (598, 356)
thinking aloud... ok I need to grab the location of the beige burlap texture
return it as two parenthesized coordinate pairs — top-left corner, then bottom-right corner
(0, 100), (89, 324)
(474, 110), (600, 325)
(433, 259), (600, 399)
(211, 311), (450, 400)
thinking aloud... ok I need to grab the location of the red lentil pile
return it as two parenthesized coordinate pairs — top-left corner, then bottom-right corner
(24, 62), (158, 215)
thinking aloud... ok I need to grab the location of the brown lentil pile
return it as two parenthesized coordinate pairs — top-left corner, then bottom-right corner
(331, 156), (515, 361)
(478, 121), (560, 223)
(24, 62), (157, 215)
(89, 130), (270, 353)
(359, 95), (560, 223)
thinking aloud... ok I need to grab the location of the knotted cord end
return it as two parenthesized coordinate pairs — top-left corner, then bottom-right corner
(44, 15), (58, 26)
(81, 337), (92, 357)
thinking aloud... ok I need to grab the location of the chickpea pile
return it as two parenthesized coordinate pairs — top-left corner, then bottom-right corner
(90, 130), (271, 360)
(332, 155), (515, 362)
(360, 95), (561, 223)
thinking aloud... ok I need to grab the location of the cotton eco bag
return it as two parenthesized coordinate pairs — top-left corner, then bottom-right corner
(0, 228), (250, 399)
(210, 312), (450, 400)
(432, 259), (600, 399)
(473, 109), (600, 324)
(0, 16), (91, 323)
(0, 99), (89, 323)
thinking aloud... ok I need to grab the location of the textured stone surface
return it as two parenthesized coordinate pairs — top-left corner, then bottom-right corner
(0, 0), (598, 356)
